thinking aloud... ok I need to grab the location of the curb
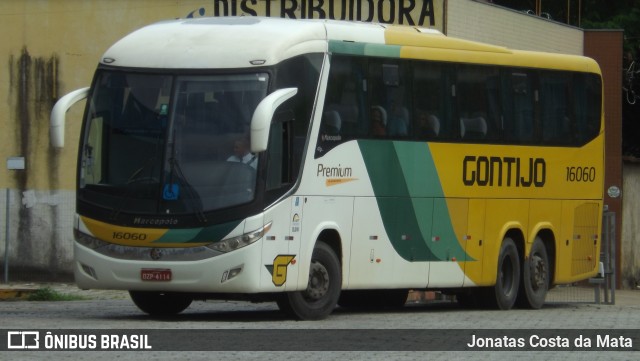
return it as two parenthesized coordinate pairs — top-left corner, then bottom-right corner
(0, 283), (130, 301)
(0, 288), (37, 300)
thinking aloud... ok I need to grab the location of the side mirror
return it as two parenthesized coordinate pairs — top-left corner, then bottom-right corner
(250, 87), (297, 153)
(50, 87), (90, 148)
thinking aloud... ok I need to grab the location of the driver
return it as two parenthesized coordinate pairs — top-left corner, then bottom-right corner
(227, 137), (257, 169)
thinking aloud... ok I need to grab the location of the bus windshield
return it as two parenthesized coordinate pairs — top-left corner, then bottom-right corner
(79, 70), (269, 216)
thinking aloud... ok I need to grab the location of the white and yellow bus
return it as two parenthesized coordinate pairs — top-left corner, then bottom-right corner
(51, 17), (603, 320)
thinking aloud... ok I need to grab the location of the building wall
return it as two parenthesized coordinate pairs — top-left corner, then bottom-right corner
(446, 0), (584, 55)
(583, 30), (625, 288)
(621, 164), (640, 288)
(0, 1), (210, 280)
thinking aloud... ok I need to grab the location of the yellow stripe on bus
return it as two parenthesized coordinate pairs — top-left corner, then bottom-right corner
(80, 216), (169, 247)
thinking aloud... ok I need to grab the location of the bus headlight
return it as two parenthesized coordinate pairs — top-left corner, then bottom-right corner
(206, 222), (272, 253)
(74, 229), (108, 250)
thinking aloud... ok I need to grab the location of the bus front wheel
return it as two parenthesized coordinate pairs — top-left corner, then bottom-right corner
(517, 237), (549, 309)
(129, 291), (192, 316)
(277, 242), (341, 320)
(487, 237), (520, 310)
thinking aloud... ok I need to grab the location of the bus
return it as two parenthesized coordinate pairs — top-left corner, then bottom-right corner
(50, 17), (603, 320)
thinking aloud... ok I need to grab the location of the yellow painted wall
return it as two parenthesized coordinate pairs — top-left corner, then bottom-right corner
(1, 0), (204, 191)
(0, 0), (213, 279)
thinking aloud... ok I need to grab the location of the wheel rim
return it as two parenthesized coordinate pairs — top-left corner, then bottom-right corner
(304, 260), (330, 301)
(530, 254), (547, 290)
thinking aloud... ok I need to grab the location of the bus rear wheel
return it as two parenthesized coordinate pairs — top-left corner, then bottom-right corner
(487, 237), (520, 310)
(277, 242), (341, 320)
(517, 237), (549, 309)
(129, 291), (192, 316)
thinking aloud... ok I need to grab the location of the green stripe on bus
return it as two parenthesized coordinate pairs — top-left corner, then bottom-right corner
(329, 40), (401, 58)
(154, 228), (202, 243)
(155, 219), (242, 244)
(358, 140), (473, 262)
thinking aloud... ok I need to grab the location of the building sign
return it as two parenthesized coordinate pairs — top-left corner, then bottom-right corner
(187, 0), (443, 28)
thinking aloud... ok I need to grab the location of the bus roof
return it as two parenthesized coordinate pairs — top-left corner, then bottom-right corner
(102, 17), (327, 69)
(101, 17), (600, 74)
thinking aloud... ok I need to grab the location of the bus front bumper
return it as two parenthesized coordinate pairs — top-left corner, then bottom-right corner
(73, 241), (267, 294)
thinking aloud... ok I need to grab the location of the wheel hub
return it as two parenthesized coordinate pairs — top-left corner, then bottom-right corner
(305, 260), (330, 301)
(530, 254), (547, 289)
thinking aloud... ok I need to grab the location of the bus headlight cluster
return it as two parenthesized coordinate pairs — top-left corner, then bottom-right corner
(207, 222), (272, 253)
(74, 229), (108, 250)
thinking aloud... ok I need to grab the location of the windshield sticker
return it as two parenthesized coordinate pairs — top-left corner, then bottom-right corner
(291, 213), (300, 233)
(162, 184), (180, 200)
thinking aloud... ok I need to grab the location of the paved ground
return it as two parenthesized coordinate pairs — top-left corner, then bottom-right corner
(1, 283), (638, 360)
(0, 281), (635, 305)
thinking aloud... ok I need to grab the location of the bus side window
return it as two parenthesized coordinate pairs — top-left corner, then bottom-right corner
(273, 53), (322, 173)
(266, 109), (293, 192)
(540, 71), (572, 144)
(412, 61), (451, 140)
(368, 60), (411, 138)
(322, 110), (342, 135)
(504, 71), (535, 143)
(316, 55), (365, 158)
(456, 65), (501, 141)
(573, 73), (602, 145)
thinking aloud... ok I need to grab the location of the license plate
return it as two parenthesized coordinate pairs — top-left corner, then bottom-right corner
(141, 268), (172, 281)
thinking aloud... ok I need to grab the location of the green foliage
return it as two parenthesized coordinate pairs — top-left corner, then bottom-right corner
(27, 287), (88, 301)
(582, 1), (640, 54)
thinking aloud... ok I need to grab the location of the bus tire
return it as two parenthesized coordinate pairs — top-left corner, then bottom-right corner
(488, 237), (520, 310)
(129, 291), (192, 316)
(517, 237), (549, 309)
(277, 242), (341, 320)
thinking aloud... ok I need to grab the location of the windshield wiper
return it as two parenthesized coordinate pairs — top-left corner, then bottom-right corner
(166, 128), (207, 223)
(166, 156), (207, 223)
(109, 155), (159, 221)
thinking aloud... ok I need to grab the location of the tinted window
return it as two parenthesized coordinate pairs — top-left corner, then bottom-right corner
(413, 61), (452, 140)
(504, 71), (536, 143)
(456, 65), (501, 141)
(368, 60), (412, 137)
(266, 53), (322, 201)
(316, 55), (601, 157)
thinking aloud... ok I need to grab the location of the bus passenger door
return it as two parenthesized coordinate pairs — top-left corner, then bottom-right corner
(261, 111), (301, 291)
